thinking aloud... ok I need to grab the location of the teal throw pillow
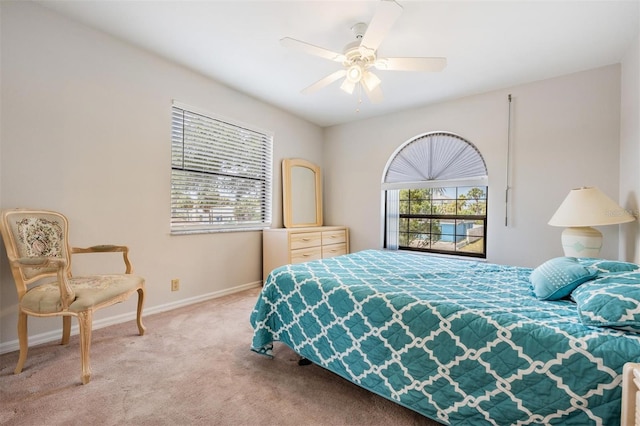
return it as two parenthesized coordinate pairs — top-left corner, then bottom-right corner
(572, 271), (640, 331)
(530, 257), (597, 301)
(576, 258), (640, 274)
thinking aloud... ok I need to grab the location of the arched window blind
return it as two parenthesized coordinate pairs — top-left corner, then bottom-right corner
(382, 132), (488, 255)
(382, 132), (487, 189)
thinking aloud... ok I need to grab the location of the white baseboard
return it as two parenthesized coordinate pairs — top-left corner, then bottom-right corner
(0, 281), (262, 355)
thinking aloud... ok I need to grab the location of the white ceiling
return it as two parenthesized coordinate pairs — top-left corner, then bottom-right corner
(37, 0), (639, 127)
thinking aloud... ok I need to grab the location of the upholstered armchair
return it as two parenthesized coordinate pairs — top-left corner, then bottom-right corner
(0, 209), (146, 384)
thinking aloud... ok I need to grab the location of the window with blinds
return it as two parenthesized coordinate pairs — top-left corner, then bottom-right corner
(171, 102), (273, 234)
(382, 132), (488, 258)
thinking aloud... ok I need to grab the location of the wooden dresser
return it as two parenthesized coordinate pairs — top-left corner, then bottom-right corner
(262, 226), (349, 281)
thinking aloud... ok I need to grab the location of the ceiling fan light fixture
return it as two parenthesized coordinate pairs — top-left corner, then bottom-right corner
(362, 71), (381, 91)
(346, 64), (363, 83)
(340, 78), (356, 94)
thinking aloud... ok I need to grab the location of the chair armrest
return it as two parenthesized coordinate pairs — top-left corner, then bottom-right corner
(71, 245), (134, 274)
(72, 245), (128, 254)
(13, 256), (67, 268)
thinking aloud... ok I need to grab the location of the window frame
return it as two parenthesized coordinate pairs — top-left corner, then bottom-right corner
(170, 101), (273, 235)
(394, 186), (488, 258)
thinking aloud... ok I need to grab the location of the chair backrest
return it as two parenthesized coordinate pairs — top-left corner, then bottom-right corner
(0, 209), (72, 300)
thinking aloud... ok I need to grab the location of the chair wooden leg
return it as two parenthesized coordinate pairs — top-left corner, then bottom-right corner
(136, 287), (146, 336)
(77, 310), (93, 385)
(61, 316), (71, 345)
(14, 311), (28, 375)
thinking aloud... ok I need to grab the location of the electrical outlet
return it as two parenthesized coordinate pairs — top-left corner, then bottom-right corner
(171, 279), (180, 291)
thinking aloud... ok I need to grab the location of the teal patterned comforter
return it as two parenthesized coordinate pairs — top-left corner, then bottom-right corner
(250, 250), (640, 425)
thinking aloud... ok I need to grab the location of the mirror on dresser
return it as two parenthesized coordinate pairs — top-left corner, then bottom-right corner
(282, 158), (323, 228)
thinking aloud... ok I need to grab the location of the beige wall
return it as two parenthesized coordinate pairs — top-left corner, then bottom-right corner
(620, 31), (640, 263)
(0, 2), (323, 349)
(323, 65), (623, 268)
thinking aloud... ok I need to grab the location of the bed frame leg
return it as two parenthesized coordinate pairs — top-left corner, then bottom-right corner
(298, 357), (312, 366)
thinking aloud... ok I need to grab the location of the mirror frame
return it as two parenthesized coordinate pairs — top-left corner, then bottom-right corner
(282, 158), (323, 228)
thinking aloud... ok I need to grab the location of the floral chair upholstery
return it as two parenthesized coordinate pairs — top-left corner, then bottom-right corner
(0, 209), (145, 384)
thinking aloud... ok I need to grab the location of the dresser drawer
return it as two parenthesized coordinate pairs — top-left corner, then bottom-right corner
(322, 243), (347, 258)
(322, 230), (346, 245)
(290, 232), (322, 249)
(290, 246), (322, 264)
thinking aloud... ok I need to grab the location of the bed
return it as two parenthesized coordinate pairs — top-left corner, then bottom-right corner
(250, 249), (640, 425)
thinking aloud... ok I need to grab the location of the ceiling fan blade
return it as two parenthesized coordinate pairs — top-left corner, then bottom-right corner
(375, 57), (447, 72)
(301, 69), (347, 94)
(280, 37), (346, 63)
(363, 84), (384, 104)
(359, 0), (403, 56)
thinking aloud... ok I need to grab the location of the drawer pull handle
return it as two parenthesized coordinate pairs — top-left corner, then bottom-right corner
(302, 238), (310, 241)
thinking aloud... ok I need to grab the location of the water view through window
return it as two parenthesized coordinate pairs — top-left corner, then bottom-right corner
(398, 186), (487, 257)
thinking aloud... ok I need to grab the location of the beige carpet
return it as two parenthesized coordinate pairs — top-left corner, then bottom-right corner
(0, 287), (440, 426)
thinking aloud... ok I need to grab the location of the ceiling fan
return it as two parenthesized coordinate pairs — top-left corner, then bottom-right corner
(281, 0), (447, 104)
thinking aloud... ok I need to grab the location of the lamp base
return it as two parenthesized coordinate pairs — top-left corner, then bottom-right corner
(561, 226), (602, 258)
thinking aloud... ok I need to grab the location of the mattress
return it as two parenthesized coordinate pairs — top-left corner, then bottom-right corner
(250, 249), (640, 425)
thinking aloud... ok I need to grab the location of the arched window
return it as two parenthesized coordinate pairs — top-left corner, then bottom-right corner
(382, 132), (488, 258)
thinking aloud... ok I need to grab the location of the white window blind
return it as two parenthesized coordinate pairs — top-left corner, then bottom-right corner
(382, 132), (488, 190)
(171, 102), (273, 234)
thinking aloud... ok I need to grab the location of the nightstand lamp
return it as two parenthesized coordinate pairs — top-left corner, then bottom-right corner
(548, 186), (635, 257)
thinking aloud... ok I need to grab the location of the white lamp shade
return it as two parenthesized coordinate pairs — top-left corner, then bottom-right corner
(548, 187), (635, 227)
